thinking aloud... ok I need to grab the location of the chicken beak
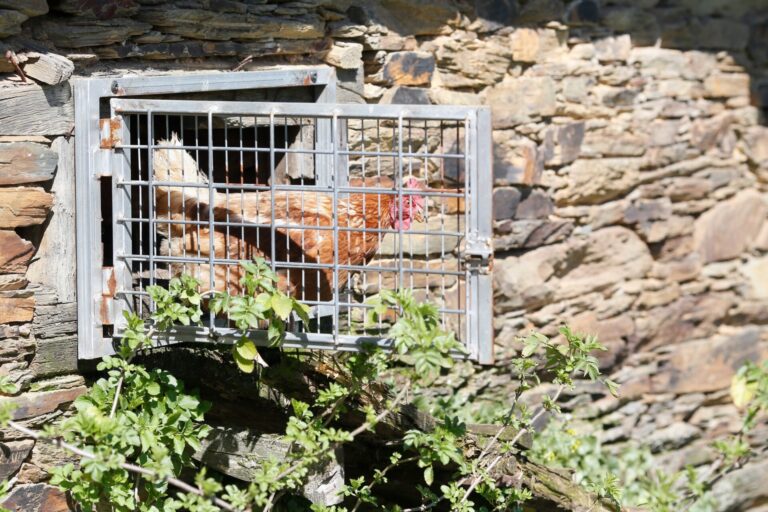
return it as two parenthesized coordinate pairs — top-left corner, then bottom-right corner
(413, 208), (425, 224)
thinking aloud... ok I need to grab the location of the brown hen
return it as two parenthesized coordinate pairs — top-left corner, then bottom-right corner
(152, 134), (425, 302)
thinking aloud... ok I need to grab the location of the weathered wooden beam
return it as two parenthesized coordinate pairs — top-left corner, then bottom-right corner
(194, 426), (291, 481)
(26, 137), (76, 302)
(0, 82), (73, 136)
(520, 459), (619, 512)
(0, 142), (57, 185)
(0, 187), (52, 227)
(28, 336), (77, 378)
(29, 300), (78, 378)
(136, 350), (617, 511)
(194, 426), (345, 507)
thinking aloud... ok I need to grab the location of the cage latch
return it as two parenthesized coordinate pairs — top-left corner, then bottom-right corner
(99, 116), (123, 149)
(464, 233), (493, 274)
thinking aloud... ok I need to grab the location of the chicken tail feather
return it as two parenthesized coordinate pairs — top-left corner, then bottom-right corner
(153, 132), (210, 226)
(153, 132), (208, 186)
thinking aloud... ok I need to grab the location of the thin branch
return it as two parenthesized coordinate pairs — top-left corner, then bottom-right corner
(4, 50), (27, 82)
(349, 382), (411, 438)
(402, 498), (442, 511)
(673, 427), (753, 508)
(460, 385), (565, 503)
(273, 382), (412, 485)
(7, 421), (236, 512)
(232, 55), (253, 72)
(351, 455), (419, 512)
(263, 492), (277, 512)
(109, 377), (124, 418)
(471, 385), (525, 467)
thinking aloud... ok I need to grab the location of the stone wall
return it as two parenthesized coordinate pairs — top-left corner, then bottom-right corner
(0, 0), (767, 509)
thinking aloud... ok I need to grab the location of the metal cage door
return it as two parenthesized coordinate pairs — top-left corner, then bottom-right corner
(104, 98), (494, 363)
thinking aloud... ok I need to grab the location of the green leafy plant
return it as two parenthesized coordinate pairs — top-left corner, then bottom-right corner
(208, 258), (310, 373)
(46, 312), (212, 511)
(0, 263), (625, 511)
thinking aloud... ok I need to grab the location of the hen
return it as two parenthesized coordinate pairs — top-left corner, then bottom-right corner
(151, 134), (426, 302)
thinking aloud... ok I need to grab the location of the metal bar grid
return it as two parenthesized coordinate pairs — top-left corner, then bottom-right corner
(103, 98), (492, 362)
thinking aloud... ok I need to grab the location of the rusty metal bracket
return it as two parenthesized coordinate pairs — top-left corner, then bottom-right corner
(99, 116), (123, 149)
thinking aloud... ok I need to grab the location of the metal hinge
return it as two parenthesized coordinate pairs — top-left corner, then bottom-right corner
(99, 116), (123, 149)
(464, 232), (493, 274)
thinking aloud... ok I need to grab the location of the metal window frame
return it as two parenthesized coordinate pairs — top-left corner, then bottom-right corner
(74, 68), (494, 364)
(74, 67), (337, 359)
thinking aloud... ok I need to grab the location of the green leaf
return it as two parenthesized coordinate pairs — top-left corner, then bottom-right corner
(232, 350), (255, 374)
(271, 294), (293, 321)
(178, 395), (200, 411)
(605, 379), (620, 398)
(293, 299), (311, 325)
(731, 372), (756, 409)
(0, 376), (18, 395)
(423, 465), (434, 486)
(235, 337), (258, 361)
(267, 320), (284, 347)
(146, 382), (161, 396)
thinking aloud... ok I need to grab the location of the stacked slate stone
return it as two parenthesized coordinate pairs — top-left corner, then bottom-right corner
(0, 0), (768, 510)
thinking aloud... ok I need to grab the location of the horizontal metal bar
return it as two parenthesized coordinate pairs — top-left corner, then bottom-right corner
(112, 98), (488, 121)
(115, 326), (471, 359)
(76, 67), (334, 98)
(118, 142), (466, 160)
(118, 180), (466, 198)
(119, 253), (466, 276)
(114, 290), (466, 314)
(118, 217), (464, 237)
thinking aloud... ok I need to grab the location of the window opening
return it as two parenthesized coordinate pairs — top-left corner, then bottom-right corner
(75, 69), (493, 363)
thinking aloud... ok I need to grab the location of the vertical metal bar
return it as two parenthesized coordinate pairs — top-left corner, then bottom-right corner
(440, 121), (447, 331)
(253, 117), (260, 255)
(474, 107), (494, 364)
(397, 112), (405, 294)
(360, 118), (368, 312)
(165, 116), (173, 272)
(180, 116), (187, 276)
(136, 113), (145, 319)
(207, 111), (216, 328)
(314, 69), (336, 188)
(284, 118), (291, 294)
(269, 112), (277, 278)
(224, 117), (231, 294)
(331, 113), (340, 345)
(195, 116), (202, 283)
(239, 116), (245, 291)
(464, 115), (472, 355)
(75, 81), (100, 357)
(147, 110), (156, 293)
(112, 114), (133, 332)
(376, 119), (383, 334)
(407, 119), (414, 293)
(423, 119), (430, 304)
(300, 117), (307, 319)
(314, 117), (321, 328)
